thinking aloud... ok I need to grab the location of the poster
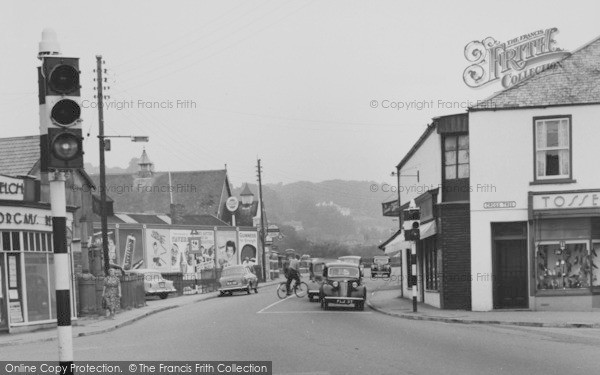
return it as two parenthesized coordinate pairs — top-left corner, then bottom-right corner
(216, 231), (238, 269)
(239, 231), (259, 266)
(118, 229), (144, 271)
(196, 230), (215, 270)
(170, 230), (195, 274)
(91, 231), (118, 265)
(146, 229), (171, 272)
(9, 301), (23, 323)
(8, 256), (17, 288)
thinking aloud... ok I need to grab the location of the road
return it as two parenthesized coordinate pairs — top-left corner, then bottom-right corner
(2, 272), (600, 375)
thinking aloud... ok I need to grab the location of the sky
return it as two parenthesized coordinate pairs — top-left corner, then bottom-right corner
(2, 0), (599, 189)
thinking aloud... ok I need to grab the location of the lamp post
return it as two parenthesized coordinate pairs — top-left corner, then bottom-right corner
(98, 134), (148, 276)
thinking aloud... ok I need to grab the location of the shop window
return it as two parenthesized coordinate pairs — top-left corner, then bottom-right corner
(2, 232), (10, 250)
(25, 253), (51, 322)
(424, 244), (438, 291)
(11, 232), (20, 250)
(536, 242), (590, 290)
(592, 242), (600, 288)
(444, 135), (469, 179)
(534, 117), (571, 180)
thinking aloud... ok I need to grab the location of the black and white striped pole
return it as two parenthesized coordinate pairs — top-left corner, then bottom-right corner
(38, 28), (80, 374)
(50, 171), (74, 374)
(403, 200), (420, 313)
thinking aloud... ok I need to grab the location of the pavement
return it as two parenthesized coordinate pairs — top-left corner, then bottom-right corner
(0, 278), (282, 347)
(367, 284), (600, 328)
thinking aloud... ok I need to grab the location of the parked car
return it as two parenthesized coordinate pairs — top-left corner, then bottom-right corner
(126, 268), (176, 299)
(370, 255), (391, 278)
(218, 265), (259, 296)
(319, 262), (367, 311)
(306, 258), (337, 302)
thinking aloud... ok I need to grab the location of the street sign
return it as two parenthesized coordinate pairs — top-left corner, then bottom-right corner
(226, 197), (239, 212)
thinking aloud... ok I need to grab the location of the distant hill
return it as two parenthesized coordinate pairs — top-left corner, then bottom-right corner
(232, 180), (396, 247)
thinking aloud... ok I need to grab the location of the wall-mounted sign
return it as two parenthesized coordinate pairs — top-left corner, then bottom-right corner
(0, 175), (24, 201)
(0, 207), (69, 232)
(9, 302), (23, 323)
(8, 256), (17, 288)
(382, 199), (400, 217)
(226, 197), (239, 212)
(532, 192), (600, 210)
(483, 201), (517, 209)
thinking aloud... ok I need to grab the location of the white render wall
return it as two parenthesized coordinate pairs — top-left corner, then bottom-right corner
(469, 104), (600, 311)
(399, 129), (442, 205)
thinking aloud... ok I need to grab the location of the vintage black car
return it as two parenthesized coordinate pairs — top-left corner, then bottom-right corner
(370, 255), (391, 278)
(319, 262), (367, 311)
(306, 258), (337, 302)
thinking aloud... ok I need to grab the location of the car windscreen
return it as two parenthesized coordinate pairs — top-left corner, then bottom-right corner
(222, 268), (245, 277)
(373, 257), (389, 265)
(328, 267), (360, 278)
(338, 257), (360, 265)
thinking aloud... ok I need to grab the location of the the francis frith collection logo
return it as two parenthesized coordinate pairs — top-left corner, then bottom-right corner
(463, 28), (570, 89)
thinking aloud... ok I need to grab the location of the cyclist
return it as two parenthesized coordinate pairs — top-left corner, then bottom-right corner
(286, 254), (301, 296)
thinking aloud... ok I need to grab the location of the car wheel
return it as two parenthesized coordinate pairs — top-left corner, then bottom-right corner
(355, 301), (364, 311)
(159, 293), (168, 300)
(219, 291), (225, 297)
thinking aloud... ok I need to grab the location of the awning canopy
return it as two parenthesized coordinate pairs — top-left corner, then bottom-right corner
(379, 230), (411, 254)
(419, 220), (437, 239)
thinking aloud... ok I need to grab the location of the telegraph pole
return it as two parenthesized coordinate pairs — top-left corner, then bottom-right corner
(257, 159), (267, 282)
(96, 55), (110, 276)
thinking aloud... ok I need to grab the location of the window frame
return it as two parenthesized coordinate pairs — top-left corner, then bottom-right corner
(532, 115), (572, 182)
(442, 134), (469, 180)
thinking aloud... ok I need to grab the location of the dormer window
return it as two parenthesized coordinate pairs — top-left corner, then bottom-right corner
(534, 116), (571, 180)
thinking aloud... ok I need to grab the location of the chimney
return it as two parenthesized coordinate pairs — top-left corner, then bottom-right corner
(170, 203), (186, 224)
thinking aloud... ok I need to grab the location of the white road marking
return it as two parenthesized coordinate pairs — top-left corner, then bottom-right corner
(256, 296), (294, 313)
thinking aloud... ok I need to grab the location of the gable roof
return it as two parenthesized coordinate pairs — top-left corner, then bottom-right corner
(0, 135), (40, 176)
(471, 35), (600, 110)
(91, 169), (230, 218)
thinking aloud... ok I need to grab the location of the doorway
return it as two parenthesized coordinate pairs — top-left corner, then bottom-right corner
(0, 255), (6, 330)
(493, 239), (528, 309)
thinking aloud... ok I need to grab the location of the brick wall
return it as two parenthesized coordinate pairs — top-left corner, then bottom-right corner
(439, 202), (471, 310)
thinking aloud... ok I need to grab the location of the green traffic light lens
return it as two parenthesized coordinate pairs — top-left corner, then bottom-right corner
(52, 133), (80, 160)
(51, 99), (81, 126)
(49, 64), (79, 94)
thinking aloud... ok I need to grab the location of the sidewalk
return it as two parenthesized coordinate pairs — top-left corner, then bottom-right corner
(0, 279), (281, 347)
(367, 285), (600, 328)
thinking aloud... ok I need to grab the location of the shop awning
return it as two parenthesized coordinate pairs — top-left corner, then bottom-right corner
(419, 220), (437, 239)
(379, 230), (411, 254)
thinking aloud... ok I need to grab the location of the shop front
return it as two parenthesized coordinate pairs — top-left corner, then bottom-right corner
(0, 203), (75, 332)
(529, 190), (600, 311)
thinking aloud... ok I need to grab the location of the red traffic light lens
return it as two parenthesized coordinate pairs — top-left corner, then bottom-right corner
(49, 64), (79, 94)
(51, 132), (81, 161)
(51, 99), (81, 127)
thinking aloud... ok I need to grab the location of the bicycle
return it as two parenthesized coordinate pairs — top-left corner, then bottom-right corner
(277, 279), (308, 299)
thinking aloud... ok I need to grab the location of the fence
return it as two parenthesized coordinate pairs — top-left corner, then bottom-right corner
(77, 274), (146, 316)
(162, 269), (224, 296)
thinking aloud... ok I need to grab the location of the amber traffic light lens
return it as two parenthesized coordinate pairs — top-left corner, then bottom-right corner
(51, 99), (81, 126)
(51, 133), (80, 160)
(49, 65), (79, 94)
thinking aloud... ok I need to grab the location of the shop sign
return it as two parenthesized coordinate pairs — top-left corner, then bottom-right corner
(9, 302), (23, 323)
(226, 197), (239, 212)
(0, 175), (24, 201)
(483, 201), (517, 209)
(0, 207), (57, 232)
(382, 199), (400, 217)
(533, 192), (600, 210)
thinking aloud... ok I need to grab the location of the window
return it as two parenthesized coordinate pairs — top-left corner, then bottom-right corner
(444, 135), (469, 179)
(592, 242), (600, 288)
(534, 117), (571, 180)
(424, 242), (438, 291)
(536, 242), (589, 290)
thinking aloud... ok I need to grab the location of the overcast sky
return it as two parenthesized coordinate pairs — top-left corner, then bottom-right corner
(2, 0), (599, 189)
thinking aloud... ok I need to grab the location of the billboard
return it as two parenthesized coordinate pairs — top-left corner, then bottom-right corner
(145, 229), (172, 272)
(170, 229), (195, 274)
(196, 230), (215, 270)
(239, 231), (258, 265)
(216, 231), (238, 269)
(118, 228), (144, 271)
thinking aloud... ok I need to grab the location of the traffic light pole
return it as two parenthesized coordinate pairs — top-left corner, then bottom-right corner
(96, 55), (110, 277)
(411, 241), (417, 313)
(50, 171), (74, 374)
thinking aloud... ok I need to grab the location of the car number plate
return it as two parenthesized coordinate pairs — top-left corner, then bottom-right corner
(336, 299), (351, 304)
(159, 282), (165, 288)
(228, 281), (237, 285)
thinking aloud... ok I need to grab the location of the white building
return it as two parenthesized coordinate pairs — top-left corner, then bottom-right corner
(469, 36), (600, 311)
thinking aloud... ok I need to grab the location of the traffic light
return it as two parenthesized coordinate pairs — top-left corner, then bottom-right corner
(39, 56), (83, 172)
(403, 208), (420, 241)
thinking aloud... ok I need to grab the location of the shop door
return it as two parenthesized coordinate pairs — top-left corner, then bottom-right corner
(0, 255), (6, 330)
(493, 240), (528, 309)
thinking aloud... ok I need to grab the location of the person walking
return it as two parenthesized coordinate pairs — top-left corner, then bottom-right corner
(102, 268), (122, 319)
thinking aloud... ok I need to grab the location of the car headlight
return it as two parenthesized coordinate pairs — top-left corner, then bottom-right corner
(352, 282), (358, 288)
(332, 281), (339, 288)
